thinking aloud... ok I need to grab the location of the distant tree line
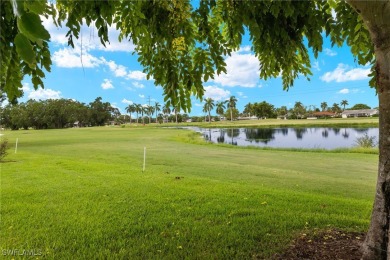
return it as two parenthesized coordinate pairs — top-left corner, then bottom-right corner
(0, 97), (119, 130)
(200, 97), (375, 122)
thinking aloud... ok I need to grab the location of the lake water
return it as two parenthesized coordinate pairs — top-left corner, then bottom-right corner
(190, 127), (379, 149)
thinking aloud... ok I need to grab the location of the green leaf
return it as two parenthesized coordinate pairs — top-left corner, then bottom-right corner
(17, 12), (50, 42)
(24, 0), (47, 15)
(354, 23), (362, 33)
(14, 33), (36, 68)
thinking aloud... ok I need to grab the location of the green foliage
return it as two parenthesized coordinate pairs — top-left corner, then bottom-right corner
(253, 101), (276, 119)
(350, 103), (371, 110)
(1, 0), (53, 101)
(1, 0), (376, 111)
(355, 133), (377, 148)
(0, 138), (9, 161)
(0, 97), (118, 129)
(224, 108), (239, 121)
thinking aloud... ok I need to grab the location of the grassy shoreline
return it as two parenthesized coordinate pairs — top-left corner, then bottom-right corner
(1, 126), (377, 258)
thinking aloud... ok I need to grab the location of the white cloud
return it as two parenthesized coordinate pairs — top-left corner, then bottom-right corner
(324, 48), (337, 56)
(204, 86), (231, 101)
(195, 103), (203, 107)
(320, 63), (370, 82)
(105, 60), (128, 77)
(132, 82), (144, 89)
(312, 61), (320, 71)
(22, 82), (31, 93)
(212, 52), (260, 87)
(42, 16), (68, 45)
(28, 88), (62, 100)
(122, 98), (133, 105)
(21, 83), (62, 100)
(128, 71), (147, 81)
(97, 24), (135, 52)
(139, 94), (145, 98)
(237, 45), (251, 53)
(42, 16), (134, 52)
(101, 79), (114, 89)
(237, 91), (243, 96)
(52, 48), (102, 68)
(338, 88), (350, 94)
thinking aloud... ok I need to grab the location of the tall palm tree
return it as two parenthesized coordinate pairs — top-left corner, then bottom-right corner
(332, 103), (341, 114)
(215, 101), (226, 119)
(162, 103), (171, 123)
(154, 102), (161, 123)
(125, 104), (136, 124)
(340, 100), (348, 111)
(147, 105), (154, 123)
(141, 105), (147, 124)
(320, 102), (328, 112)
(203, 98), (215, 123)
(294, 101), (305, 119)
(173, 104), (180, 124)
(228, 96), (237, 122)
(244, 102), (254, 117)
(135, 104), (142, 124)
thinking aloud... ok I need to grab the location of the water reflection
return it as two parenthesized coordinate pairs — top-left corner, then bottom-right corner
(192, 127), (378, 149)
(226, 129), (239, 145)
(322, 129), (329, 138)
(293, 128), (307, 139)
(217, 129), (225, 143)
(244, 128), (275, 144)
(342, 129), (349, 139)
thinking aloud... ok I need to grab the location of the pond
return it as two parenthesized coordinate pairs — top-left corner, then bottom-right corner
(190, 127), (379, 149)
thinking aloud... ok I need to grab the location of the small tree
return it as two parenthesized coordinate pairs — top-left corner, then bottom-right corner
(0, 138), (9, 162)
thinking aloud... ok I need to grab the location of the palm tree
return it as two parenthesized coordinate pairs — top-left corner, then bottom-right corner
(173, 104), (180, 124)
(154, 102), (161, 123)
(141, 105), (147, 124)
(203, 98), (215, 123)
(147, 105), (154, 123)
(228, 96), (237, 122)
(244, 102), (254, 117)
(340, 100), (348, 111)
(332, 103), (341, 114)
(294, 101), (305, 119)
(162, 103), (171, 123)
(125, 104), (136, 124)
(135, 104), (142, 124)
(215, 101), (226, 120)
(320, 102), (328, 112)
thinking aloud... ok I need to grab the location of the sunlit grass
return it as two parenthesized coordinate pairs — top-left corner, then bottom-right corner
(1, 126), (377, 258)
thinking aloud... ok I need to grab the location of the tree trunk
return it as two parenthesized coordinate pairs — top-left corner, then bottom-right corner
(347, 1), (390, 259)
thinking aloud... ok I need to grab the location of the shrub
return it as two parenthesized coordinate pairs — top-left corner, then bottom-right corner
(0, 138), (9, 161)
(355, 133), (377, 148)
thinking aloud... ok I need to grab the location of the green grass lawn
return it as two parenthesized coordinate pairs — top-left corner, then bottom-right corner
(0, 126), (377, 258)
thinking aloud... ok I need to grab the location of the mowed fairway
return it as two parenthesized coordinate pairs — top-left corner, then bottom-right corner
(1, 126), (377, 258)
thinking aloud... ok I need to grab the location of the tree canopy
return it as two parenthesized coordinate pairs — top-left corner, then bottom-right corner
(1, 0), (375, 108)
(1, 1), (390, 259)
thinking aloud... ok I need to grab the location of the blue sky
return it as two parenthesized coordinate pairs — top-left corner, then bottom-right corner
(19, 16), (378, 116)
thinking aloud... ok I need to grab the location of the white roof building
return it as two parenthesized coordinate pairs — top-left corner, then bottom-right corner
(341, 109), (378, 118)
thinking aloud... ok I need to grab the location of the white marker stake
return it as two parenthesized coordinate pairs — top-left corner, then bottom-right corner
(143, 147), (146, 172)
(15, 138), (18, 154)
